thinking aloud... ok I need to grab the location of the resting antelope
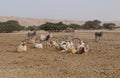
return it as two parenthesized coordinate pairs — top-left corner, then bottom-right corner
(58, 40), (89, 54)
(16, 41), (27, 52)
(34, 43), (43, 48)
(76, 41), (89, 54)
(39, 32), (53, 48)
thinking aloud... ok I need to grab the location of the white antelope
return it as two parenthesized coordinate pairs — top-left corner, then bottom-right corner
(39, 33), (53, 48)
(34, 43), (43, 48)
(58, 40), (89, 54)
(39, 33), (53, 42)
(76, 41), (89, 54)
(59, 41), (74, 52)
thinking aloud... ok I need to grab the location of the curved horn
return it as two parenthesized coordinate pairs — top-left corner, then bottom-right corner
(72, 38), (81, 42)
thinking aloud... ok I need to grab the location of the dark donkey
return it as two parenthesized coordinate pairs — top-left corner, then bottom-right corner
(95, 31), (103, 42)
(27, 31), (36, 39)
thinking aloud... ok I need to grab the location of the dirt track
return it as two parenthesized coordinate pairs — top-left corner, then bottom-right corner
(0, 31), (120, 78)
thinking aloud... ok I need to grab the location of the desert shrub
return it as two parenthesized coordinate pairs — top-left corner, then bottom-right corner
(68, 24), (82, 29)
(103, 23), (116, 30)
(83, 20), (101, 29)
(25, 25), (39, 31)
(39, 22), (68, 32)
(0, 20), (24, 33)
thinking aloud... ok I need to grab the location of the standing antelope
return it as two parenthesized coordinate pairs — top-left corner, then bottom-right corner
(27, 31), (37, 39)
(95, 31), (103, 42)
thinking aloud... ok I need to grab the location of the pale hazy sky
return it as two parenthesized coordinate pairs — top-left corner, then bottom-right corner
(0, 0), (120, 21)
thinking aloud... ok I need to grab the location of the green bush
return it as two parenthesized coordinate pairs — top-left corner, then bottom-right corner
(83, 20), (101, 29)
(0, 20), (24, 33)
(69, 24), (82, 29)
(103, 23), (116, 30)
(25, 25), (39, 31)
(39, 22), (68, 32)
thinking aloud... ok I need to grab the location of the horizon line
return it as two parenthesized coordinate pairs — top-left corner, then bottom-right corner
(0, 15), (120, 22)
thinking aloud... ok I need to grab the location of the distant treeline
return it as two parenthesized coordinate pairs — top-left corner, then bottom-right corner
(0, 20), (117, 33)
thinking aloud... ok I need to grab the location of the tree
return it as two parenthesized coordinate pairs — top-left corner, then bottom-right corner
(0, 20), (24, 33)
(92, 20), (101, 29)
(39, 22), (55, 31)
(25, 25), (38, 31)
(39, 22), (68, 32)
(83, 21), (93, 29)
(83, 20), (101, 29)
(103, 23), (116, 30)
(68, 24), (82, 29)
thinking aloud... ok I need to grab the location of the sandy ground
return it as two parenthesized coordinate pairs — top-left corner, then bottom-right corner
(0, 31), (120, 78)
